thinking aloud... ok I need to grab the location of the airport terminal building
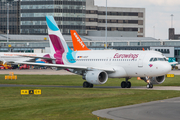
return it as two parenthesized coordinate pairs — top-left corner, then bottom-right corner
(0, 0), (145, 37)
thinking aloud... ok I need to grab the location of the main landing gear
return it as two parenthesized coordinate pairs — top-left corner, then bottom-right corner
(121, 78), (131, 88)
(83, 81), (93, 88)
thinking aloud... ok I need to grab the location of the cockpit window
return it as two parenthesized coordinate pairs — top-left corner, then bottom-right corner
(150, 58), (153, 61)
(158, 58), (164, 61)
(150, 57), (167, 62)
(153, 58), (157, 61)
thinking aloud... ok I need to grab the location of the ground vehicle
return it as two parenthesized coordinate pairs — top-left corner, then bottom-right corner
(19, 64), (30, 70)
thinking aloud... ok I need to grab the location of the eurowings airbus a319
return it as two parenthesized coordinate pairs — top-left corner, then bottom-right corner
(15, 16), (171, 88)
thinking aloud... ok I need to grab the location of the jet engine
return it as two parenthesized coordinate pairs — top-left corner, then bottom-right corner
(149, 75), (165, 84)
(82, 70), (108, 85)
(141, 75), (165, 84)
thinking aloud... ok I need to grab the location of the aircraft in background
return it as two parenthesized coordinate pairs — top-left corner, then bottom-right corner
(70, 30), (90, 51)
(167, 57), (178, 68)
(0, 52), (53, 66)
(14, 16), (171, 88)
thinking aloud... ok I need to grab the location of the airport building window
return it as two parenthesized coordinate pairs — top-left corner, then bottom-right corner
(96, 11), (138, 16)
(155, 49), (170, 54)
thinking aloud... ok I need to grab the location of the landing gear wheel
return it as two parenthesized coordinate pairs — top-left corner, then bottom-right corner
(83, 82), (94, 88)
(127, 81), (131, 88)
(89, 83), (94, 88)
(121, 81), (127, 88)
(83, 81), (90, 88)
(147, 83), (153, 88)
(150, 84), (153, 88)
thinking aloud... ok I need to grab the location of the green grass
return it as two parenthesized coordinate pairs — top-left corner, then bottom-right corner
(0, 87), (180, 120)
(0, 75), (180, 119)
(0, 74), (179, 87)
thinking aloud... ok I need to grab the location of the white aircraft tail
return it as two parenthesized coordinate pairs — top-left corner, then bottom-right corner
(46, 16), (76, 64)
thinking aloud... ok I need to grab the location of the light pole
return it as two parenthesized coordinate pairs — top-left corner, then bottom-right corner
(105, 0), (107, 49)
(6, 2), (9, 43)
(171, 14), (174, 28)
(153, 26), (155, 38)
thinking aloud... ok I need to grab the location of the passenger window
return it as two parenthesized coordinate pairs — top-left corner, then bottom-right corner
(153, 58), (157, 61)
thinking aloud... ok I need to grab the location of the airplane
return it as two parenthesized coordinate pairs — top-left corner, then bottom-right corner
(70, 30), (90, 51)
(0, 52), (53, 66)
(70, 30), (178, 70)
(13, 16), (171, 89)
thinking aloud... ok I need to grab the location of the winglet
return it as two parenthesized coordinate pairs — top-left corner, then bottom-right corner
(70, 30), (90, 51)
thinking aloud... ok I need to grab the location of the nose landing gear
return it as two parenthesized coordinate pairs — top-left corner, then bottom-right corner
(147, 83), (153, 88)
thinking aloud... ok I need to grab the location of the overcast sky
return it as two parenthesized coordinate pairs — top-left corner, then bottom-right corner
(94, 0), (180, 39)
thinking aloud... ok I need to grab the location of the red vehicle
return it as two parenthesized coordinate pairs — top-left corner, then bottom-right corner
(0, 66), (4, 69)
(0, 65), (12, 69)
(19, 64), (30, 70)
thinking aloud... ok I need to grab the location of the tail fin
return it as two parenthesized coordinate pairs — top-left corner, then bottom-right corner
(46, 16), (76, 64)
(70, 30), (90, 51)
(46, 16), (68, 55)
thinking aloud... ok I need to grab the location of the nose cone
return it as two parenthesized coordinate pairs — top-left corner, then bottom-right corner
(162, 62), (171, 74)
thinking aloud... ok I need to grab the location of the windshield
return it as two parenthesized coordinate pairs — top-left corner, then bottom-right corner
(149, 57), (167, 62)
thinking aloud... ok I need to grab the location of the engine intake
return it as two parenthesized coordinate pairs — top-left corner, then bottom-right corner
(150, 75), (165, 84)
(83, 70), (108, 85)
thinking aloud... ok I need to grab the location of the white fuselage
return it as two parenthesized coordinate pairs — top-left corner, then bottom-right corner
(0, 52), (49, 63)
(62, 50), (171, 78)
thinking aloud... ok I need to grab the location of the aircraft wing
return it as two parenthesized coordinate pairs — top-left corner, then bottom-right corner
(17, 55), (56, 60)
(13, 61), (115, 72)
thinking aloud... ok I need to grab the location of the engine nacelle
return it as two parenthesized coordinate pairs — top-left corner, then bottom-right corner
(149, 75), (165, 84)
(141, 75), (165, 84)
(83, 70), (108, 85)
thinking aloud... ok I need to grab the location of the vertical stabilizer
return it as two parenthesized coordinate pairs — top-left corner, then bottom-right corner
(46, 16), (76, 64)
(70, 30), (90, 51)
(46, 16), (68, 55)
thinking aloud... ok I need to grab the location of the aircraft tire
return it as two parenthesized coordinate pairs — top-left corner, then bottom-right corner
(89, 84), (94, 88)
(127, 81), (131, 88)
(147, 84), (153, 88)
(150, 84), (153, 88)
(121, 81), (127, 88)
(83, 81), (90, 88)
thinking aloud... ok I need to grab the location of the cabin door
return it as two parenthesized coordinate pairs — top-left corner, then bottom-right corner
(138, 53), (145, 67)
